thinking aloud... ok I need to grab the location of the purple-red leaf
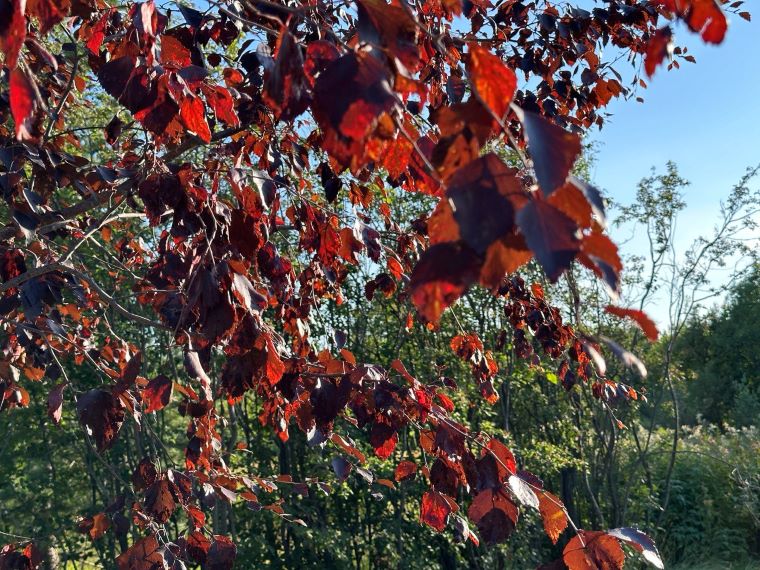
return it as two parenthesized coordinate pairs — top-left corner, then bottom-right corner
(47, 382), (67, 425)
(513, 107), (582, 197)
(76, 389), (125, 452)
(143, 375), (173, 413)
(516, 200), (580, 281)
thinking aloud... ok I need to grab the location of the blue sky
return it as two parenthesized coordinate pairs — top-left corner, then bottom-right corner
(589, 15), (759, 321)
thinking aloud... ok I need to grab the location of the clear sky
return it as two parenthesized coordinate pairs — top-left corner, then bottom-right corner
(588, 15), (759, 322)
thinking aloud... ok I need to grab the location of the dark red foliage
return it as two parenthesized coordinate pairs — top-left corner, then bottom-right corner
(76, 389), (125, 452)
(0, 0), (726, 564)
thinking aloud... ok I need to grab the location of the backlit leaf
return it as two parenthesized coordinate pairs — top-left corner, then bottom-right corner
(394, 460), (417, 482)
(645, 27), (673, 77)
(467, 44), (517, 120)
(563, 530), (625, 570)
(0, 0), (27, 69)
(143, 374), (173, 413)
(420, 489), (453, 532)
(9, 69), (35, 141)
(605, 306), (659, 341)
(538, 491), (568, 544)
(662, 0), (727, 44)
(409, 242), (482, 322)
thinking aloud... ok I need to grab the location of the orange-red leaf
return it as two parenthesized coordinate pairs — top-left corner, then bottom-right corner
(409, 242), (481, 323)
(467, 44), (517, 120)
(538, 491), (568, 544)
(78, 513), (110, 540)
(563, 530), (625, 570)
(605, 305), (659, 341)
(485, 438), (517, 477)
(395, 460), (418, 482)
(206, 86), (240, 127)
(179, 95), (211, 143)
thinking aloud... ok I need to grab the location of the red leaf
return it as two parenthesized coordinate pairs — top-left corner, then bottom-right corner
(605, 306), (659, 341)
(662, 0), (727, 44)
(485, 438), (517, 477)
(207, 535), (237, 570)
(312, 52), (397, 168)
(179, 95), (211, 143)
(394, 460), (417, 482)
(160, 34), (192, 67)
(104, 115), (124, 146)
(263, 30), (309, 121)
(370, 422), (398, 459)
(76, 389), (125, 452)
(409, 242), (482, 322)
(513, 107), (582, 196)
(467, 488), (518, 546)
(563, 530), (625, 570)
(116, 534), (165, 570)
(85, 9), (111, 54)
(47, 382), (67, 425)
(263, 334), (285, 385)
(467, 44), (517, 120)
(420, 489), (453, 532)
(479, 233), (532, 288)
(143, 374), (173, 413)
(357, 0), (420, 71)
(579, 232), (623, 297)
(186, 531), (211, 564)
(516, 199), (580, 281)
(27, 0), (70, 33)
(144, 478), (176, 523)
(645, 27), (673, 77)
(304, 40), (340, 87)
(436, 392), (455, 412)
(0, 0), (27, 69)
(9, 69), (36, 141)
(206, 86), (240, 127)
(445, 153), (528, 255)
(78, 513), (110, 540)
(131, 458), (158, 491)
